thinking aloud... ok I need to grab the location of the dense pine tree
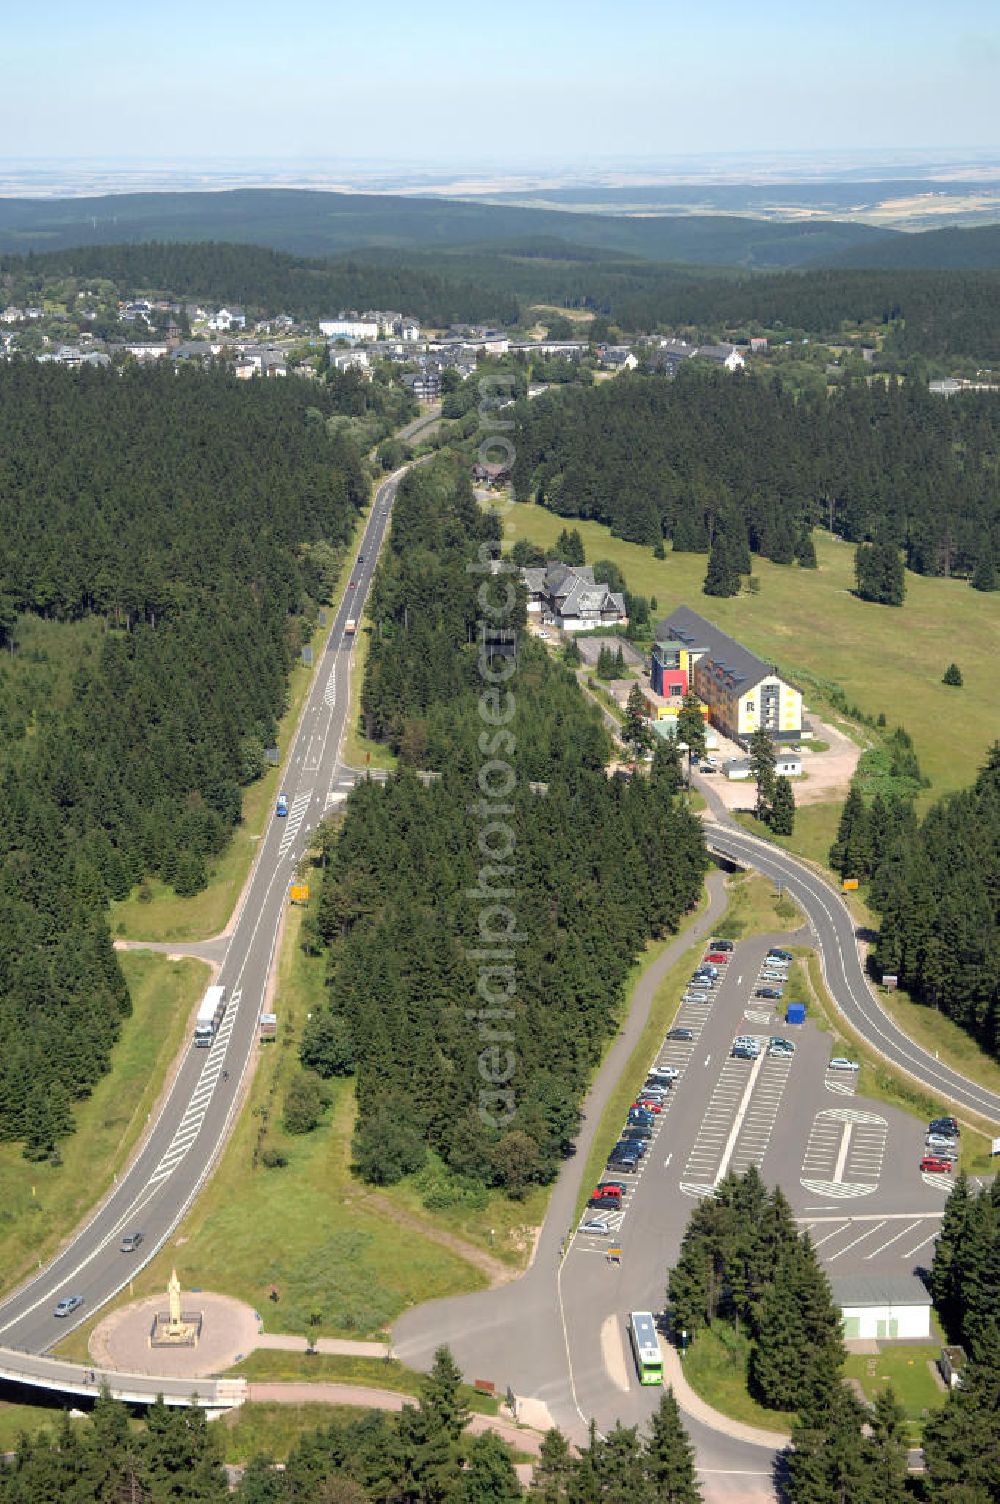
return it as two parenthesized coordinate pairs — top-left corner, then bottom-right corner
(770, 775), (796, 835)
(855, 541), (906, 606)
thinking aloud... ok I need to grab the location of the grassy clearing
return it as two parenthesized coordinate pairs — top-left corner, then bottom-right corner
(221, 1402), (369, 1463)
(879, 989), (1000, 1103)
(734, 802), (843, 871)
(0, 1392), (76, 1451)
(83, 902), (486, 1341)
(0, 953), (205, 1299)
(799, 953), (994, 1169)
(501, 505), (1000, 802)
(684, 1326), (795, 1434)
(711, 871), (804, 940)
(225, 1352), (498, 1414)
(843, 1345), (946, 1440)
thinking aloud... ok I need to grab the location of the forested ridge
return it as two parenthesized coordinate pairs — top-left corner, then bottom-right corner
(9, 242), (1000, 360)
(0, 362), (365, 1155)
(511, 369), (1000, 579)
(0, 241), (517, 327)
(302, 457), (708, 1193)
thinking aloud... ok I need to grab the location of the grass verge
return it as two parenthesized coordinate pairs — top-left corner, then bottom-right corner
(842, 1345), (946, 1442)
(224, 1352), (499, 1414)
(340, 619), (397, 773)
(734, 802), (844, 871)
(684, 1325), (795, 1434)
(799, 953), (994, 1170)
(0, 953), (205, 1299)
(221, 1402), (371, 1462)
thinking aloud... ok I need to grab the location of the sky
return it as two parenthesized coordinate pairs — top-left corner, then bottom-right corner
(2, 0), (999, 169)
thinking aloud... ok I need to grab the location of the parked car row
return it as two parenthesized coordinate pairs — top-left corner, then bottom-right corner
(755, 946), (791, 999)
(587, 943), (738, 1234)
(921, 1116), (960, 1174)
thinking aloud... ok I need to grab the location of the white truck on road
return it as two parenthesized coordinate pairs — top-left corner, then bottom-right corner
(194, 985), (227, 1047)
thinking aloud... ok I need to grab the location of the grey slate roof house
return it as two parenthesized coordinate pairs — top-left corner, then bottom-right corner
(522, 562), (627, 631)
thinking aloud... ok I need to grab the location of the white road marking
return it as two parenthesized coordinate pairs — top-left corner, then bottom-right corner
(826, 1221), (889, 1261)
(865, 1220), (923, 1258)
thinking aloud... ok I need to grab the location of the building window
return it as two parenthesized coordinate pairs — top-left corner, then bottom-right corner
(746, 701), (754, 713)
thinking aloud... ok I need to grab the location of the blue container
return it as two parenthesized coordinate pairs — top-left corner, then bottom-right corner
(786, 1002), (806, 1025)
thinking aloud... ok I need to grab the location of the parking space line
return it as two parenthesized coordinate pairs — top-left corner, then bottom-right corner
(826, 1220), (888, 1261)
(864, 1220), (923, 1258)
(901, 1230), (940, 1260)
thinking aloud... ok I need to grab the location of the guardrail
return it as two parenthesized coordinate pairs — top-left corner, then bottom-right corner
(0, 1348), (246, 1409)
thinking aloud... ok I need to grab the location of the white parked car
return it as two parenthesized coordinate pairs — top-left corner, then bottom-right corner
(828, 1057), (860, 1072)
(581, 1216), (613, 1235)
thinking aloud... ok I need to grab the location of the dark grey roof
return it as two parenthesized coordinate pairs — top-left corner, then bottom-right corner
(829, 1274), (930, 1308)
(657, 606), (776, 692)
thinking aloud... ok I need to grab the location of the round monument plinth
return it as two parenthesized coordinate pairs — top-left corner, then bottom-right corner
(89, 1291), (261, 1379)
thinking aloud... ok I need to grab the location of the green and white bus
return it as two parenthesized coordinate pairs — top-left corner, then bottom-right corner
(628, 1311), (663, 1386)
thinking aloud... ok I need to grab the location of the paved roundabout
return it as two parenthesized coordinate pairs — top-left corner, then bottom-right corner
(89, 1290), (261, 1379)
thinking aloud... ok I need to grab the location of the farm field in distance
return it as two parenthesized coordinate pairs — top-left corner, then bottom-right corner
(499, 503), (1000, 802)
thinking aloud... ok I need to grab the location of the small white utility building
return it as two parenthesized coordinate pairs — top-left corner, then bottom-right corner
(830, 1275), (932, 1341)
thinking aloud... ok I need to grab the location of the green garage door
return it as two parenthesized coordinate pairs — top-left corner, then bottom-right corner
(843, 1316), (861, 1339)
(876, 1318), (899, 1339)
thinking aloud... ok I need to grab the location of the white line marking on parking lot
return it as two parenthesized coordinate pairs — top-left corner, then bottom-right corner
(703, 1055), (711, 1067)
(833, 1122), (853, 1182)
(827, 1221), (888, 1260)
(865, 1221), (923, 1258)
(715, 1053), (765, 1183)
(664, 1154), (672, 1167)
(901, 1231), (940, 1260)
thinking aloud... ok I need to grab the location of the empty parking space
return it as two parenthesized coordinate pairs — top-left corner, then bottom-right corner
(800, 1107), (888, 1199)
(728, 1053), (794, 1177)
(798, 1212), (943, 1269)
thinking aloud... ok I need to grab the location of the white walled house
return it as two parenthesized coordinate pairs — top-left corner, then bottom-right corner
(830, 1275), (931, 1341)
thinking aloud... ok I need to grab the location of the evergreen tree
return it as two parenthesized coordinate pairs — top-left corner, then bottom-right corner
(787, 1384), (875, 1504)
(703, 532), (740, 597)
(596, 645), (616, 680)
(676, 692), (707, 763)
(563, 636), (582, 666)
(855, 541), (906, 606)
(747, 728), (777, 823)
(923, 1324), (1000, 1504)
(461, 1432), (522, 1504)
(770, 775), (795, 835)
(862, 1386), (911, 1504)
(650, 738), (684, 795)
(971, 547), (997, 592)
(942, 662), (963, 686)
(624, 683), (653, 762)
(828, 786), (871, 880)
(795, 528), (818, 569)
(644, 1389), (702, 1503)
(530, 1429), (575, 1504)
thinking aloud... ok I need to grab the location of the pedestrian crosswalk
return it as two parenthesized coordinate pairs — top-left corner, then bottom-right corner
(277, 790), (312, 857)
(146, 991), (241, 1189)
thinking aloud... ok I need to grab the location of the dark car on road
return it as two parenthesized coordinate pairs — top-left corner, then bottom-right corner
(120, 1231), (144, 1253)
(756, 987), (783, 999)
(768, 948), (793, 962)
(710, 939), (734, 952)
(608, 1144), (639, 1170)
(667, 1027), (694, 1041)
(621, 1127), (651, 1145)
(929, 1117), (960, 1138)
(54, 1295), (84, 1318)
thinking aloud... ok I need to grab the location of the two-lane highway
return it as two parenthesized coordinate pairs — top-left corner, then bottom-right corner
(0, 467), (404, 1356)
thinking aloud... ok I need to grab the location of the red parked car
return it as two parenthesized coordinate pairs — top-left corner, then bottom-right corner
(592, 1183), (623, 1201)
(920, 1155), (954, 1174)
(634, 1098), (663, 1114)
(704, 952), (729, 965)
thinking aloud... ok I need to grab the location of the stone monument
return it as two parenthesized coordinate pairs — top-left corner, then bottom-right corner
(149, 1268), (203, 1348)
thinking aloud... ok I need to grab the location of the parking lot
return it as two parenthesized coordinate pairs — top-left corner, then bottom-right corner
(567, 931), (953, 1282)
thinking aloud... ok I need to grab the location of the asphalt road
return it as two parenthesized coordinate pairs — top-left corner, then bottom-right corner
(0, 467), (404, 1357)
(699, 797), (1000, 1127)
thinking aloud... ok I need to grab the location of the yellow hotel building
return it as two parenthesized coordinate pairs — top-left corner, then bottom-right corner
(657, 606), (802, 744)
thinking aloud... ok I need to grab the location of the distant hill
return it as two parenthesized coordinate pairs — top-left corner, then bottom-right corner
(822, 221), (1000, 269)
(0, 188), (889, 268)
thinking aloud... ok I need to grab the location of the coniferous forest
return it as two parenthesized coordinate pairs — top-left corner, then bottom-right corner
(302, 457), (708, 1193)
(0, 362), (365, 1155)
(511, 370), (1000, 580)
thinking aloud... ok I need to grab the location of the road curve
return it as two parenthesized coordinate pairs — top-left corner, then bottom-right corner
(701, 809), (1000, 1127)
(0, 466), (404, 1357)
